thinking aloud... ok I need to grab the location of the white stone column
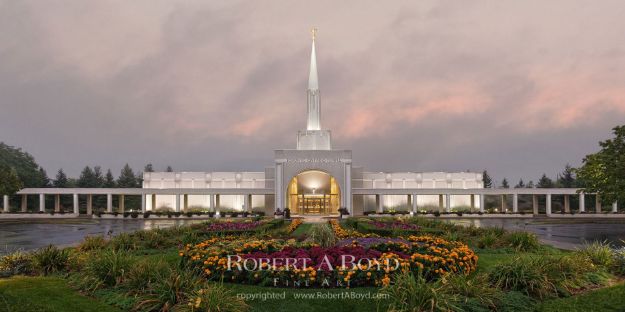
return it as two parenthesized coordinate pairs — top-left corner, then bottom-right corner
(579, 192), (585, 212)
(21, 195), (27, 212)
(175, 194), (181, 212)
(87, 194), (93, 215)
(244, 194), (250, 212)
(39, 194), (45, 212)
(377, 194), (384, 213)
(3, 195), (9, 212)
(612, 201), (618, 213)
(596, 196), (602, 213)
(546, 193), (552, 216)
(532, 195), (538, 215)
(54, 195), (60, 212)
(141, 194), (146, 213)
(512, 193), (518, 213)
(107, 194), (113, 213)
(412, 194), (417, 213)
(345, 161), (352, 214)
(445, 194), (451, 212)
(275, 162), (284, 210)
(479, 194), (485, 213)
(73, 193), (79, 214)
(564, 195), (570, 213)
(209, 194), (215, 212)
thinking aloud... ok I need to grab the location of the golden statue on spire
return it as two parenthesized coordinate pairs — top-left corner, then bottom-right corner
(311, 28), (317, 40)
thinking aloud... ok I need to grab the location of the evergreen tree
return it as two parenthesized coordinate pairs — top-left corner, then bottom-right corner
(514, 179), (525, 188)
(103, 169), (116, 188)
(166, 166), (173, 172)
(53, 169), (69, 188)
(0, 164), (22, 195)
(117, 164), (138, 188)
(39, 168), (51, 187)
(93, 166), (104, 187)
(537, 173), (554, 188)
(482, 170), (493, 188)
(77, 166), (98, 188)
(557, 164), (577, 188)
(501, 178), (510, 188)
(144, 163), (154, 172)
(527, 180), (535, 188)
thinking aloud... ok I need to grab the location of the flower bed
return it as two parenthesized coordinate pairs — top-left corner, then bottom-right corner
(370, 221), (420, 231)
(180, 231), (478, 288)
(195, 219), (283, 234)
(286, 219), (303, 233)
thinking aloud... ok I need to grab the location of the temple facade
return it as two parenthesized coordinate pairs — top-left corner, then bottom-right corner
(142, 32), (483, 216)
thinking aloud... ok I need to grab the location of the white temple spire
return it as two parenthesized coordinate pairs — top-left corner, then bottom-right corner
(307, 28), (321, 131)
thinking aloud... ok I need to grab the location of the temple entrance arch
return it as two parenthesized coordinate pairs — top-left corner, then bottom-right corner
(287, 170), (340, 215)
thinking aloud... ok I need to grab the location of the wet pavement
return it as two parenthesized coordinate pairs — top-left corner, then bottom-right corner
(0, 218), (624, 255)
(449, 218), (625, 250)
(0, 219), (203, 255)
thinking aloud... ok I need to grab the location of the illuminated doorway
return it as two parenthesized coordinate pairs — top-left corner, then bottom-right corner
(287, 170), (340, 215)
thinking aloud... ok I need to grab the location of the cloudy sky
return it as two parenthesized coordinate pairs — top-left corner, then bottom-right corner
(1, 0), (625, 184)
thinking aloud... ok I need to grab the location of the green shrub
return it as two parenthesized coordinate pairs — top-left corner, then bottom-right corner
(504, 232), (540, 251)
(441, 273), (501, 310)
(32, 245), (69, 275)
(78, 235), (108, 251)
(135, 230), (170, 249)
(477, 232), (498, 249)
(0, 250), (34, 276)
(134, 268), (202, 311)
(488, 257), (556, 299)
(381, 271), (459, 312)
(124, 259), (171, 292)
(306, 224), (336, 247)
(76, 249), (134, 290)
(612, 246), (625, 275)
(110, 232), (138, 251)
(576, 241), (614, 268)
(182, 282), (249, 312)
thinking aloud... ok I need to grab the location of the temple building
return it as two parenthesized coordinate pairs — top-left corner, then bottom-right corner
(141, 31), (483, 216)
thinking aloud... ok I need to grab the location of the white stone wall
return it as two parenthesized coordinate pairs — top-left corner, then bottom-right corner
(359, 172), (483, 189)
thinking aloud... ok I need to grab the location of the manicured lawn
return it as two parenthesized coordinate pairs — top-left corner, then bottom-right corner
(538, 282), (625, 311)
(0, 276), (121, 312)
(291, 223), (313, 238)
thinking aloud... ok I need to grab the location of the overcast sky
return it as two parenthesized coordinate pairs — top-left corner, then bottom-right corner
(1, 0), (625, 184)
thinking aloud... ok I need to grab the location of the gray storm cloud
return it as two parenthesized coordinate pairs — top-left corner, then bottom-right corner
(1, 0), (624, 184)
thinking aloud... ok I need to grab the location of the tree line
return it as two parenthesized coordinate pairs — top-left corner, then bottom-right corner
(482, 163), (579, 190)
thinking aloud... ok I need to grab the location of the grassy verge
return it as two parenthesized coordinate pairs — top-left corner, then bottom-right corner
(538, 282), (625, 311)
(0, 276), (122, 312)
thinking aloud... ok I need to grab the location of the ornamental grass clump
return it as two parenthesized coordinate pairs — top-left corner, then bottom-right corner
(110, 232), (138, 251)
(78, 235), (108, 252)
(576, 241), (614, 268)
(381, 270), (459, 312)
(75, 249), (134, 291)
(488, 256), (557, 299)
(612, 244), (625, 275)
(183, 283), (249, 312)
(32, 245), (69, 275)
(134, 268), (203, 312)
(0, 250), (34, 276)
(504, 231), (540, 252)
(307, 223), (336, 247)
(124, 259), (171, 292)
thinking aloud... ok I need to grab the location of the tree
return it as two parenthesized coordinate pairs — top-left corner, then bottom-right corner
(166, 166), (173, 172)
(117, 164), (138, 188)
(576, 125), (625, 205)
(144, 163), (154, 172)
(527, 180), (535, 188)
(514, 179), (525, 188)
(77, 166), (98, 188)
(537, 173), (554, 188)
(0, 164), (22, 195)
(53, 169), (69, 188)
(93, 166), (104, 187)
(39, 168), (51, 187)
(501, 178), (510, 188)
(557, 164), (577, 188)
(0, 142), (47, 187)
(482, 170), (493, 188)
(103, 169), (116, 188)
